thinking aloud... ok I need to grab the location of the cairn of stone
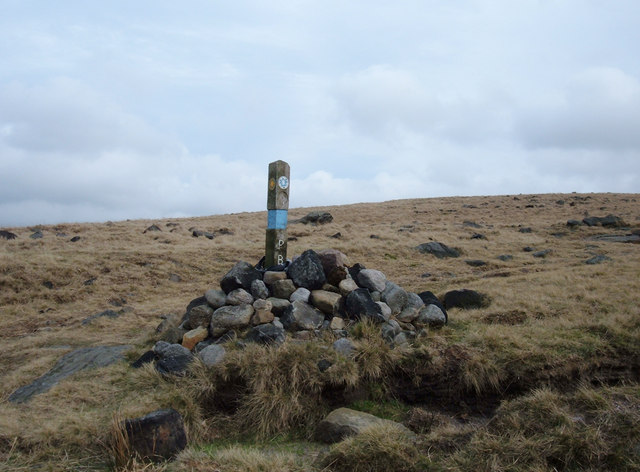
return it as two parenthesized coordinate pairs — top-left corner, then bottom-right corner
(140, 248), (450, 375)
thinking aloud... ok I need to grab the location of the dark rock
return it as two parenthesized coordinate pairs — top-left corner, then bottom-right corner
(131, 350), (157, 368)
(416, 242), (460, 258)
(348, 263), (366, 281)
(9, 345), (131, 403)
(497, 254), (513, 261)
(83, 277), (97, 285)
(42, 280), (54, 289)
(318, 249), (349, 276)
(122, 409), (187, 462)
(318, 359), (332, 372)
(153, 342), (194, 376)
(183, 304), (214, 330)
(463, 221), (482, 228)
(286, 249), (326, 290)
(583, 215), (626, 228)
(519, 227), (532, 233)
(533, 249), (551, 258)
(345, 288), (385, 323)
(70, 236), (81, 242)
(245, 323), (286, 345)
(443, 289), (490, 310)
(585, 255), (612, 265)
(30, 230), (43, 239)
(220, 261), (262, 294)
(327, 266), (349, 286)
(293, 211), (333, 225)
(523, 247), (536, 252)
(465, 260), (487, 267)
(471, 233), (487, 240)
(567, 219), (582, 228)
(381, 320), (402, 343)
(0, 230), (17, 240)
(81, 309), (120, 325)
(144, 225), (162, 233)
(589, 233), (640, 243)
(330, 232), (342, 239)
(281, 300), (325, 331)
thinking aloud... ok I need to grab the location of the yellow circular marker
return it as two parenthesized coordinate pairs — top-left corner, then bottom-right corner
(269, 178), (276, 191)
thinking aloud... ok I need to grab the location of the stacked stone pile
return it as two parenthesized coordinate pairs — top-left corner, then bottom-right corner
(142, 248), (451, 374)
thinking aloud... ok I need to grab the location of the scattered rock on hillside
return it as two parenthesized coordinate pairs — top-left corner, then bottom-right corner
(497, 254), (513, 261)
(30, 230), (43, 239)
(416, 242), (460, 258)
(144, 225), (162, 233)
(465, 259), (487, 267)
(585, 255), (612, 265)
(9, 345), (131, 403)
(582, 215), (626, 228)
(121, 409), (187, 462)
(315, 407), (416, 444)
(0, 230), (17, 240)
(533, 249), (551, 258)
(293, 211), (333, 225)
(81, 309), (121, 325)
(443, 289), (490, 310)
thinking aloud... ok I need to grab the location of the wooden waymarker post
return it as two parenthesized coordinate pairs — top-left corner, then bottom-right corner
(265, 160), (290, 268)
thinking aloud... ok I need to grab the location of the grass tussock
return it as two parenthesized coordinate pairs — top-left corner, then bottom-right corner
(1, 192), (639, 468)
(319, 423), (423, 472)
(445, 385), (640, 471)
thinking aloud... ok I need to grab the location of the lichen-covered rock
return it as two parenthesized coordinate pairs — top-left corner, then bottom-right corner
(210, 304), (254, 337)
(381, 282), (408, 315)
(182, 304), (213, 330)
(290, 287), (311, 303)
(250, 279), (269, 300)
(267, 297), (291, 317)
(280, 300), (325, 331)
(315, 407), (415, 444)
(345, 288), (385, 323)
(286, 249), (326, 290)
(396, 292), (424, 323)
(198, 344), (226, 366)
(271, 279), (297, 299)
(204, 289), (227, 309)
(225, 288), (254, 306)
(220, 261), (262, 294)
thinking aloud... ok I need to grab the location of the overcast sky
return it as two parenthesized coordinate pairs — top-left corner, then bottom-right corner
(1, 1), (639, 226)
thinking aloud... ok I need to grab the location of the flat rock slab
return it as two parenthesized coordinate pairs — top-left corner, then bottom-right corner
(589, 234), (640, 243)
(9, 345), (131, 403)
(315, 407), (416, 444)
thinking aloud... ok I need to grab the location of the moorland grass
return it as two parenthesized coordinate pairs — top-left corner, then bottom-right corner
(0, 192), (639, 470)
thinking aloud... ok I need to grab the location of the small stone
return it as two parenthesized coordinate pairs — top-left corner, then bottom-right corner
(182, 326), (209, 351)
(345, 288), (385, 323)
(220, 261), (262, 294)
(281, 300), (325, 331)
(381, 282), (408, 315)
(533, 249), (551, 258)
(310, 290), (342, 315)
(585, 255), (612, 265)
(393, 332), (410, 346)
(396, 293), (424, 323)
(267, 297), (291, 316)
(381, 320), (402, 343)
(226, 288), (254, 306)
(415, 304), (447, 327)
(497, 254), (513, 261)
(144, 224), (162, 233)
(183, 304), (214, 330)
(318, 359), (332, 372)
(375, 302), (392, 321)
(271, 279), (297, 299)
(290, 287), (311, 303)
(198, 344), (226, 366)
(330, 317), (345, 330)
(465, 260), (487, 267)
(169, 273), (181, 282)
(250, 279), (269, 300)
(317, 249), (349, 276)
(443, 289), (490, 310)
(251, 299), (274, 325)
(333, 338), (356, 357)
(338, 278), (359, 296)
(263, 271), (288, 285)
(327, 266), (349, 286)
(245, 323), (286, 345)
(357, 269), (387, 292)
(205, 289), (227, 309)
(210, 304), (254, 337)
(30, 230), (43, 239)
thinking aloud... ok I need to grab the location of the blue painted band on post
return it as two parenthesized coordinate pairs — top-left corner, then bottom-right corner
(267, 209), (288, 229)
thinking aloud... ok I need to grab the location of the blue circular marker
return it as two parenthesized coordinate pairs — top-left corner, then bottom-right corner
(278, 176), (289, 189)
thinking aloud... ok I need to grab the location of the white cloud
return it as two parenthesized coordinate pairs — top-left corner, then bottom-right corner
(517, 68), (640, 151)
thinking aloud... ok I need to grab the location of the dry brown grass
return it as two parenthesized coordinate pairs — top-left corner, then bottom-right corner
(0, 192), (639, 469)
